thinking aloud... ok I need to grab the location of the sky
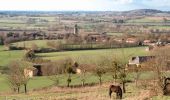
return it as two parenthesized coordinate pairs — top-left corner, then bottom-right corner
(0, 0), (169, 11)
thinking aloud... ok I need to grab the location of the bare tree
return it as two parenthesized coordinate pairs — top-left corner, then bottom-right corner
(8, 61), (23, 93)
(92, 57), (107, 85)
(63, 58), (75, 87)
(45, 61), (65, 86)
(31, 43), (38, 50)
(7, 61), (32, 94)
(148, 46), (170, 95)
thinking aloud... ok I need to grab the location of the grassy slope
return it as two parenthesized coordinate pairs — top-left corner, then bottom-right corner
(0, 83), (140, 100)
(37, 47), (148, 63)
(0, 46), (148, 92)
(1, 81), (169, 100)
(127, 17), (166, 23)
(0, 71), (155, 92)
(11, 40), (60, 48)
(0, 46), (24, 68)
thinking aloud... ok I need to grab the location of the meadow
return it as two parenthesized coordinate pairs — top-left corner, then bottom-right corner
(127, 16), (170, 23)
(1, 74), (170, 100)
(0, 46), (24, 69)
(0, 46), (148, 92)
(11, 40), (60, 48)
(37, 46), (148, 63)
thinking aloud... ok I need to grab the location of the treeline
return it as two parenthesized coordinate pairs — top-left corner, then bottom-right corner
(8, 41), (141, 53)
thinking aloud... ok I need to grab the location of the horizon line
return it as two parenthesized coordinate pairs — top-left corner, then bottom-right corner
(0, 8), (169, 12)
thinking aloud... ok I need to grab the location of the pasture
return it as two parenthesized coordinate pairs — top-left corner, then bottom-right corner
(127, 16), (170, 23)
(0, 16), (57, 29)
(0, 71), (160, 92)
(1, 78), (170, 100)
(37, 46), (148, 63)
(0, 46), (24, 68)
(11, 40), (61, 48)
(0, 46), (149, 97)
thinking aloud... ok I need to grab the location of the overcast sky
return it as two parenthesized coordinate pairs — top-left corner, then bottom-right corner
(0, 0), (169, 11)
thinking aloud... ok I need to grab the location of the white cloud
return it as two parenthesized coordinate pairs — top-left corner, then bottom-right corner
(112, 0), (133, 4)
(0, 0), (169, 11)
(142, 0), (170, 7)
(0, 0), (101, 11)
(0, 0), (135, 11)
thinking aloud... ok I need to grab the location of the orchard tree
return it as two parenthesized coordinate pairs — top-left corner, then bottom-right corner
(8, 60), (32, 94)
(63, 58), (75, 87)
(92, 56), (107, 85)
(148, 46), (170, 95)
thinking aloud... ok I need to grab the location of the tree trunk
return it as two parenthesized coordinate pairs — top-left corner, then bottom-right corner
(82, 80), (85, 87)
(17, 87), (20, 94)
(67, 74), (71, 87)
(24, 84), (27, 94)
(13, 88), (16, 92)
(99, 76), (102, 85)
(114, 72), (117, 83)
(123, 83), (125, 93)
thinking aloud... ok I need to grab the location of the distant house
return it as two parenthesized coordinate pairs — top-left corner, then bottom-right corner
(128, 56), (154, 65)
(114, 38), (123, 43)
(24, 67), (36, 78)
(86, 33), (109, 42)
(76, 68), (82, 74)
(33, 64), (43, 76)
(143, 40), (151, 44)
(126, 38), (137, 43)
(145, 46), (154, 51)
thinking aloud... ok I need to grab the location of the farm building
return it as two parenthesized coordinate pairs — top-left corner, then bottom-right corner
(24, 67), (36, 78)
(33, 64), (43, 76)
(86, 32), (110, 42)
(126, 38), (137, 44)
(128, 56), (155, 65)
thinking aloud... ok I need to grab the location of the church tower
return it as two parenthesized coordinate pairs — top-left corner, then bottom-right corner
(74, 24), (78, 35)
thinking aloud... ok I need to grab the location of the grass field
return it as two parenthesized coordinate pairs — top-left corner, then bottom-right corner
(0, 45), (24, 68)
(149, 26), (170, 29)
(0, 71), (157, 92)
(1, 79), (170, 100)
(0, 46), (148, 93)
(0, 82), (140, 100)
(0, 16), (57, 29)
(37, 46), (148, 64)
(127, 17), (170, 23)
(11, 40), (61, 48)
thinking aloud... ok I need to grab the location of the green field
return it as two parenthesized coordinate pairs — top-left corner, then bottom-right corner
(127, 17), (167, 23)
(0, 45), (147, 68)
(0, 74), (53, 92)
(11, 40), (61, 48)
(37, 47), (148, 63)
(0, 46), (148, 92)
(149, 25), (170, 29)
(0, 16), (57, 29)
(0, 71), (157, 92)
(0, 71), (168, 100)
(0, 46), (24, 68)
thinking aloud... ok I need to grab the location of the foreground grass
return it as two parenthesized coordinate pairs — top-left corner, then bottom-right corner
(1, 71), (170, 99)
(2, 81), (169, 100)
(0, 71), (158, 92)
(0, 82), (141, 100)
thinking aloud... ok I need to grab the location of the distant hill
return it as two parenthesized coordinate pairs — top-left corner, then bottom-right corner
(121, 9), (170, 16)
(0, 9), (169, 16)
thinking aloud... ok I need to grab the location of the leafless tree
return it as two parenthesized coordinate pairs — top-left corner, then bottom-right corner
(7, 61), (32, 94)
(148, 46), (170, 95)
